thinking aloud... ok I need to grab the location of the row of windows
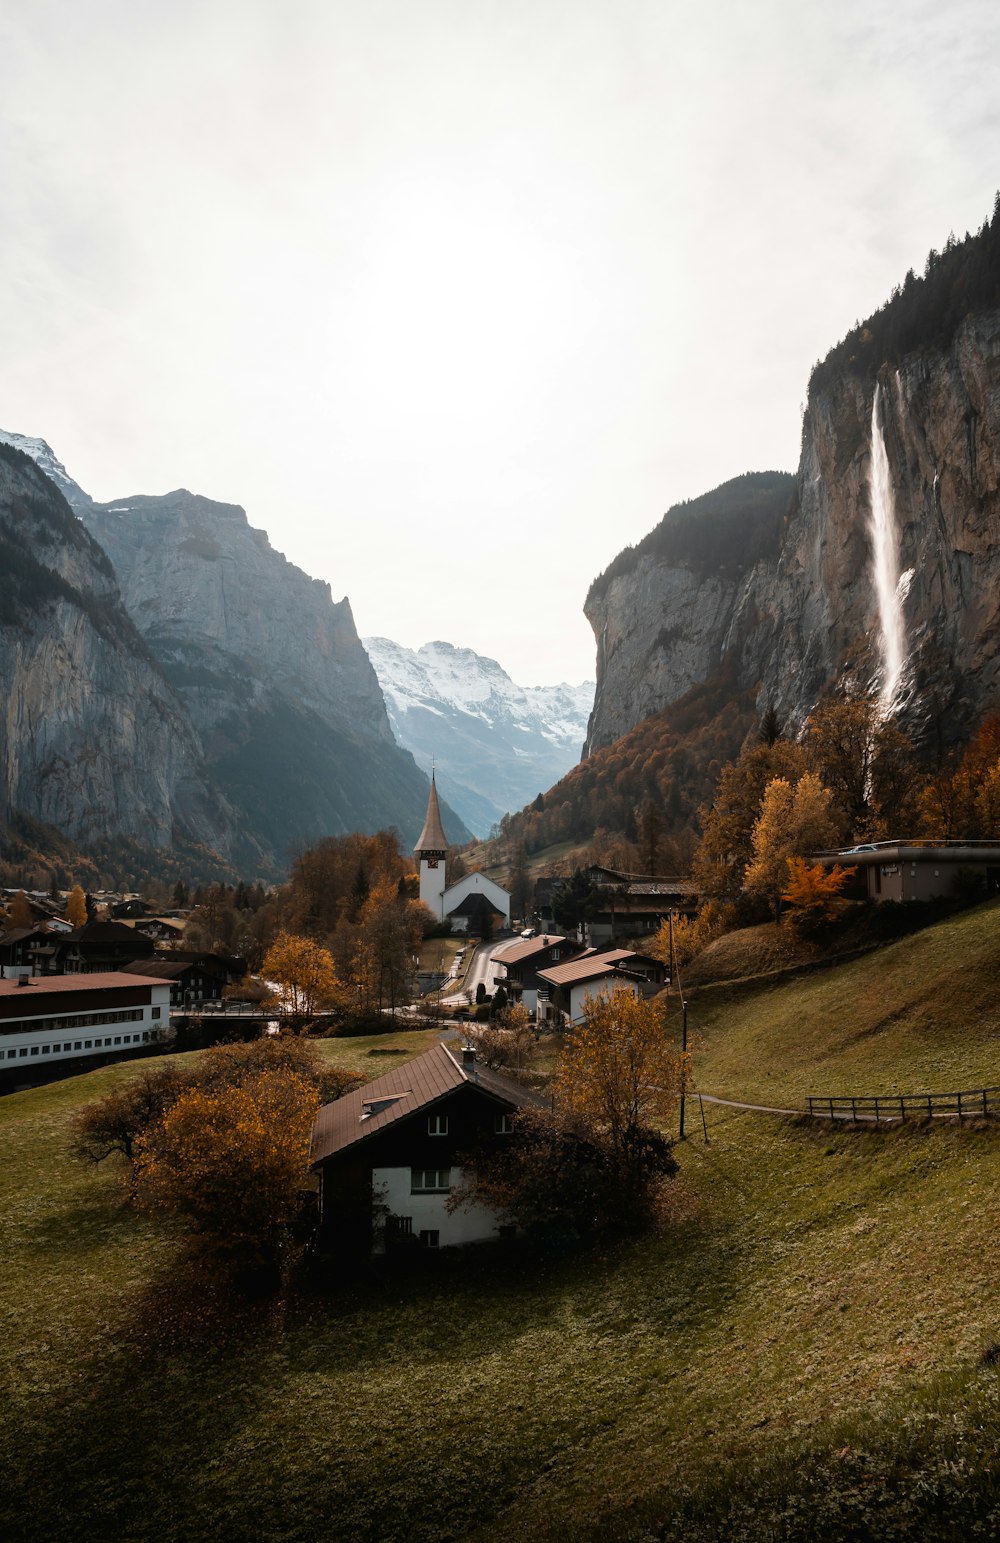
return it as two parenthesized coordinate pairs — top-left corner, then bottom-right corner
(4, 1031), (154, 1060)
(0, 1007), (158, 1038)
(425, 1113), (513, 1137)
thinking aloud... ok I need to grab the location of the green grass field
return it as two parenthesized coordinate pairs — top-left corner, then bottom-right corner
(4, 904), (1000, 1541)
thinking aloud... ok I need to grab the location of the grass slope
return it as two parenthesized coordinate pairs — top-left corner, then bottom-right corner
(3, 906), (1000, 1541)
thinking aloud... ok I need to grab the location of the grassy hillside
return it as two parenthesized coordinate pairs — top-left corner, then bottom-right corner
(4, 909), (1000, 1541)
(691, 897), (1000, 1105)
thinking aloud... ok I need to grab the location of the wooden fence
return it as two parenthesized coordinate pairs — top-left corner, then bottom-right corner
(806, 1086), (1000, 1125)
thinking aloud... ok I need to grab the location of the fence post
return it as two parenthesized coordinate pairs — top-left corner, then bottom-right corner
(900, 1096), (905, 1122)
(851, 1096), (857, 1125)
(927, 1095), (933, 1120)
(984, 1089), (989, 1119)
(957, 1091), (963, 1123)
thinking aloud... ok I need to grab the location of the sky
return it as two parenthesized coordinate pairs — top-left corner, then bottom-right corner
(2, 1), (999, 686)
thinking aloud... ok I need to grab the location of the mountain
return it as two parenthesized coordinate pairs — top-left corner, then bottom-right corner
(363, 637), (594, 837)
(0, 430), (93, 512)
(79, 493), (470, 866)
(0, 440), (234, 868)
(584, 208), (1000, 761)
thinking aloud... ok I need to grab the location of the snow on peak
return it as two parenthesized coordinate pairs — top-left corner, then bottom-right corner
(0, 429), (90, 506)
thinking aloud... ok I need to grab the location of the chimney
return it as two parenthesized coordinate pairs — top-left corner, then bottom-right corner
(462, 1045), (476, 1073)
(16, 975), (31, 987)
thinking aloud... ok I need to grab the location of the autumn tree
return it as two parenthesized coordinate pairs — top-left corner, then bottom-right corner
(555, 988), (685, 1172)
(781, 857), (857, 928)
(64, 884), (88, 929)
(133, 1069), (318, 1268)
(806, 696), (918, 839)
(71, 1064), (191, 1175)
(8, 890), (33, 929)
(692, 738), (810, 902)
(261, 932), (340, 1018)
(461, 1002), (536, 1076)
(743, 772), (840, 918)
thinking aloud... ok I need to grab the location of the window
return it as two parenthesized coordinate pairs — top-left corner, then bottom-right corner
(113, 1036), (122, 1045)
(494, 1113), (513, 1134)
(551, 948), (561, 960)
(152, 1007), (161, 1020)
(386, 1215), (413, 1238)
(41, 1045), (50, 1055)
(428, 1114), (448, 1136)
(411, 1168), (450, 1193)
(6, 1049), (14, 1059)
(30, 1047), (38, 1056)
(74, 1042), (81, 1050)
(419, 1230), (440, 1249)
(84, 1040), (92, 1049)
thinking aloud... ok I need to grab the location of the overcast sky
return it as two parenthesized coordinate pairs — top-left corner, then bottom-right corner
(2, 1), (999, 685)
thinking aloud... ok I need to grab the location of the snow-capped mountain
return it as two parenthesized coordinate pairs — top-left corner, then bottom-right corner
(0, 430), (92, 509)
(363, 637), (594, 837)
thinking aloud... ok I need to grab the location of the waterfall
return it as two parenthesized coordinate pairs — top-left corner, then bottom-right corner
(868, 382), (908, 713)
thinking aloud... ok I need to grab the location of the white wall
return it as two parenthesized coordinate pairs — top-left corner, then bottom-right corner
(0, 985), (172, 1072)
(373, 1164), (503, 1250)
(443, 870), (511, 926)
(567, 976), (639, 1025)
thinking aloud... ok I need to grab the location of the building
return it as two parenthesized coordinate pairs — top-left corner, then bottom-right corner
(536, 948), (667, 1027)
(812, 841), (1000, 903)
(0, 972), (171, 1090)
(122, 952), (241, 1008)
(582, 866), (699, 945)
(415, 773), (511, 933)
(310, 1041), (547, 1253)
(491, 933), (587, 1015)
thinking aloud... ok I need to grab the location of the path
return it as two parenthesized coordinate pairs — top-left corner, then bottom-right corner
(441, 936), (521, 1006)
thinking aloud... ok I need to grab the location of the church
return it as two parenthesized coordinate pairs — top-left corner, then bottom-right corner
(415, 774), (511, 934)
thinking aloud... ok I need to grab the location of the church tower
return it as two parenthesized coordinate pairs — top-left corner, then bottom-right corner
(414, 772), (448, 919)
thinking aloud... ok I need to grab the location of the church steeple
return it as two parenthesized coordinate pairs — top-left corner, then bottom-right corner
(415, 772), (448, 856)
(415, 772), (448, 919)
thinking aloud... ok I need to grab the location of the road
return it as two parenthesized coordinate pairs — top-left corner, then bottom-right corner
(441, 936), (522, 1006)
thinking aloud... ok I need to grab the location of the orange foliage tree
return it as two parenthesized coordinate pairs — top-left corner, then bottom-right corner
(134, 1068), (318, 1265)
(261, 931), (340, 1018)
(781, 857), (856, 926)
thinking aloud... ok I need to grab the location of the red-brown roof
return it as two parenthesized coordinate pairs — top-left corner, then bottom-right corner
(491, 934), (584, 966)
(0, 971), (169, 998)
(536, 949), (645, 988)
(310, 1041), (546, 1166)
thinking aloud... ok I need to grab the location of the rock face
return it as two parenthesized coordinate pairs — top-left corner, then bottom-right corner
(585, 309), (1000, 755)
(81, 491), (468, 864)
(0, 442), (232, 856)
(364, 636), (594, 836)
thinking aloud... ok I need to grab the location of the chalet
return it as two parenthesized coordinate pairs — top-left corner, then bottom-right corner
(53, 920), (157, 974)
(122, 952), (238, 1008)
(310, 1041), (547, 1254)
(491, 933), (587, 1014)
(536, 948), (667, 1027)
(583, 866), (698, 945)
(811, 841), (1000, 904)
(0, 972), (171, 1091)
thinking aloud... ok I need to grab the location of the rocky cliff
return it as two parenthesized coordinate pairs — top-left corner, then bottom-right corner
(586, 276), (1000, 757)
(0, 442), (232, 858)
(81, 491), (468, 864)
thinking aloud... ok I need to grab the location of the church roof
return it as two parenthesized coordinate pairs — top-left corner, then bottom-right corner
(414, 773), (448, 853)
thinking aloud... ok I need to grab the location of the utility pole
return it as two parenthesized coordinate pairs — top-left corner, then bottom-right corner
(679, 995), (688, 1141)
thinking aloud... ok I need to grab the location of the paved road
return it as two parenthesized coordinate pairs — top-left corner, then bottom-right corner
(441, 936), (521, 1005)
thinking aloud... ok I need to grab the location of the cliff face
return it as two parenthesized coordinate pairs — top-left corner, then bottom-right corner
(81, 492), (468, 862)
(0, 445), (231, 855)
(585, 310), (1000, 755)
(584, 473), (793, 754)
(757, 310), (1000, 735)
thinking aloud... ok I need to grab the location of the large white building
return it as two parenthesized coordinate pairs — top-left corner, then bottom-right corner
(415, 774), (511, 932)
(0, 972), (171, 1090)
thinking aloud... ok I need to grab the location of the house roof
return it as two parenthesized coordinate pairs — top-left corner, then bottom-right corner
(414, 773), (448, 854)
(0, 971), (170, 999)
(122, 959), (191, 980)
(492, 934), (584, 965)
(536, 948), (647, 988)
(310, 1041), (547, 1166)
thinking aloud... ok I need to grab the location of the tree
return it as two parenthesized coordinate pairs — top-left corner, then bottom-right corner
(261, 931), (340, 1019)
(461, 1003), (536, 1075)
(638, 799), (664, 873)
(554, 988), (685, 1172)
(692, 739), (810, 902)
(71, 1064), (191, 1173)
(64, 884), (88, 929)
(743, 773), (839, 918)
(806, 696), (918, 839)
(551, 868), (606, 936)
(133, 1069), (318, 1267)
(781, 858), (857, 928)
(8, 890), (33, 929)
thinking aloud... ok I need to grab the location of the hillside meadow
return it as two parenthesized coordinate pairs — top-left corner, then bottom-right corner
(3, 905), (1000, 1540)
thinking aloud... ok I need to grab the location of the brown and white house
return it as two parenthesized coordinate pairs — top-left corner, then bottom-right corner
(310, 1041), (547, 1253)
(536, 948), (667, 1027)
(490, 933), (587, 1015)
